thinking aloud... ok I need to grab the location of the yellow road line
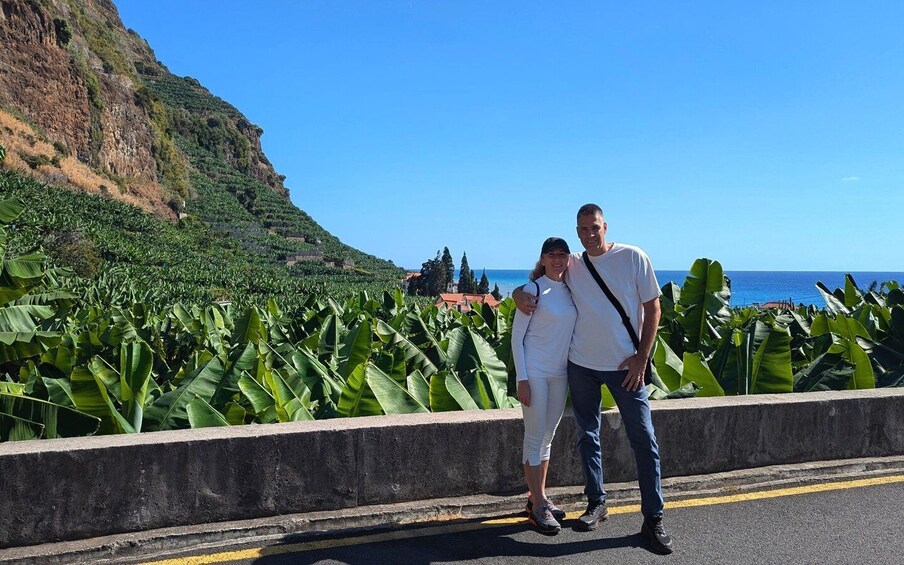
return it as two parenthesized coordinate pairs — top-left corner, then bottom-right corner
(142, 474), (904, 565)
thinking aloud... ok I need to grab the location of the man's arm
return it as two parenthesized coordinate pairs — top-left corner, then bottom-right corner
(638, 297), (661, 360)
(512, 285), (537, 315)
(618, 297), (661, 391)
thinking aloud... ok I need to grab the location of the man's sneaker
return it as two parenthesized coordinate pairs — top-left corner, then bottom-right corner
(528, 502), (561, 535)
(525, 498), (566, 522)
(576, 500), (608, 531)
(641, 516), (674, 554)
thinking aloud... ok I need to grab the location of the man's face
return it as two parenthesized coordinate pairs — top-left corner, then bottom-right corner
(576, 212), (607, 254)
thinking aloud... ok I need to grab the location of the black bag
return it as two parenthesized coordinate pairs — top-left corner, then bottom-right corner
(581, 252), (653, 385)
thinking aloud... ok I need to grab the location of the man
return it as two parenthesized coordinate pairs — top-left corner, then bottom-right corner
(514, 203), (673, 554)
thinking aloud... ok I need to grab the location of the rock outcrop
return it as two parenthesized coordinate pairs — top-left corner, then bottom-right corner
(0, 0), (289, 215)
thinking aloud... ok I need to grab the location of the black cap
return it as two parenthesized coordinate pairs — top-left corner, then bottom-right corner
(541, 237), (570, 254)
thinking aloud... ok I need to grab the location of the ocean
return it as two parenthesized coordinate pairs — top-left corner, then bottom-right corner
(473, 269), (904, 307)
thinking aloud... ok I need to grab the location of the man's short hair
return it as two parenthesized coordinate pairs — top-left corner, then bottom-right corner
(577, 203), (603, 222)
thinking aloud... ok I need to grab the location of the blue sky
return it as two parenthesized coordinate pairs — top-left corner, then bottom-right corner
(116, 1), (904, 271)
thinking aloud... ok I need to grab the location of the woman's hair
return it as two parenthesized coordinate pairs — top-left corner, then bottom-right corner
(529, 259), (545, 282)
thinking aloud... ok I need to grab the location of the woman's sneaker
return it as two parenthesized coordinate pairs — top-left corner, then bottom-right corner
(525, 498), (567, 522)
(528, 502), (561, 534)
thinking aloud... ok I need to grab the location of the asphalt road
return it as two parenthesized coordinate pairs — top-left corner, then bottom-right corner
(148, 476), (903, 565)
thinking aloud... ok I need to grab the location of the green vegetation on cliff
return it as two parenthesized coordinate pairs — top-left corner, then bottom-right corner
(0, 171), (401, 307)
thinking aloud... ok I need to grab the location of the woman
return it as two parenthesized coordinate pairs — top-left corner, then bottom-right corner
(511, 236), (577, 534)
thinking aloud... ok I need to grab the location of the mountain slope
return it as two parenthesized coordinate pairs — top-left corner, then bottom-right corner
(0, 0), (398, 276)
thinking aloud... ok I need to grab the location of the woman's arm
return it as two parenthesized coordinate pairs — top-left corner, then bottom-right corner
(510, 283), (538, 386)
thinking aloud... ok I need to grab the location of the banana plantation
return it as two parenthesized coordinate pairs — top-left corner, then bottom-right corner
(1, 195), (902, 441)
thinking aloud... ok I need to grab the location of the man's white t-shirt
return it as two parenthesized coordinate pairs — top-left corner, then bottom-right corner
(565, 243), (661, 371)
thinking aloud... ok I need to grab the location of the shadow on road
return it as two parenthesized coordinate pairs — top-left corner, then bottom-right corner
(250, 522), (644, 564)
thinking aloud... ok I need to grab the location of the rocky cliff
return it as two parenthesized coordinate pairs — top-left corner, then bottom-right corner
(0, 0), (287, 212)
(0, 0), (393, 271)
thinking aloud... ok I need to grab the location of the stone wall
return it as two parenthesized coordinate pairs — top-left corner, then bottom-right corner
(1, 388), (902, 548)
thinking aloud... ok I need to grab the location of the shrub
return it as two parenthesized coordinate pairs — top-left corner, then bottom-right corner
(18, 152), (51, 169)
(53, 18), (72, 46)
(43, 229), (104, 278)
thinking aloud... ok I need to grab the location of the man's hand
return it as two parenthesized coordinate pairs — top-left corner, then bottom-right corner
(517, 381), (531, 406)
(618, 353), (647, 392)
(512, 286), (538, 315)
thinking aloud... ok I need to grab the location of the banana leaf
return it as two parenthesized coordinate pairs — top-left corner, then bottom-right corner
(445, 327), (509, 408)
(338, 319), (372, 378)
(210, 341), (258, 407)
(749, 325), (794, 393)
(793, 352), (855, 392)
(677, 259), (731, 353)
(337, 363), (382, 417)
(0, 304), (56, 331)
(843, 275), (864, 308)
(42, 377), (75, 407)
(652, 336), (683, 392)
(1, 390), (100, 439)
(407, 369), (430, 408)
(0, 331), (61, 363)
(187, 396), (230, 428)
(143, 357), (225, 431)
(238, 372), (277, 423)
(0, 411), (43, 441)
(829, 340), (875, 390)
(0, 197), (24, 223)
(374, 319), (438, 377)
(681, 352), (725, 396)
(231, 306), (263, 346)
(816, 282), (850, 315)
(266, 369), (315, 421)
(439, 371), (481, 410)
(428, 370), (464, 411)
(365, 363), (428, 414)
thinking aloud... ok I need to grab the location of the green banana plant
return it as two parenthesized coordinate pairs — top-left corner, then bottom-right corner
(676, 259), (731, 354)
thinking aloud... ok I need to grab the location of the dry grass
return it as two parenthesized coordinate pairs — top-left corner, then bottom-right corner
(0, 109), (176, 219)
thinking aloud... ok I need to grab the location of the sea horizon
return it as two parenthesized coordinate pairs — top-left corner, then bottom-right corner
(426, 269), (904, 307)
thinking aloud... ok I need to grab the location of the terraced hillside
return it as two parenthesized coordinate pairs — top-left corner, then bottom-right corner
(0, 170), (401, 307)
(0, 0), (401, 291)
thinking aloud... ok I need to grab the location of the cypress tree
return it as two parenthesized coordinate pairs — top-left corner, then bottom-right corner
(491, 284), (502, 300)
(477, 269), (490, 294)
(441, 247), (455, 291)
(458, 252), (475, 294)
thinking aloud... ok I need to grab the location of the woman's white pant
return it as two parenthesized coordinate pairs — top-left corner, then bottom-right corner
(521, 375), (568, 466)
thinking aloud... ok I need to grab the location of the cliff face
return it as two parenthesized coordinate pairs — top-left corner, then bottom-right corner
(0, 0), (288, 215)
(0, 0), (396, 272)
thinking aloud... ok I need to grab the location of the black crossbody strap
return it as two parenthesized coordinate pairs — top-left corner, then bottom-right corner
(581, 251), (641, 350)
(524, 280), (541, 332)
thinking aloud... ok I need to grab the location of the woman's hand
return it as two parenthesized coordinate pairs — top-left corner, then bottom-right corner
(517, 381), (531, 407)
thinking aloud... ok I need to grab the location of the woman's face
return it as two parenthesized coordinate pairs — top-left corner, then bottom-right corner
(542, 249), (569, 280)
